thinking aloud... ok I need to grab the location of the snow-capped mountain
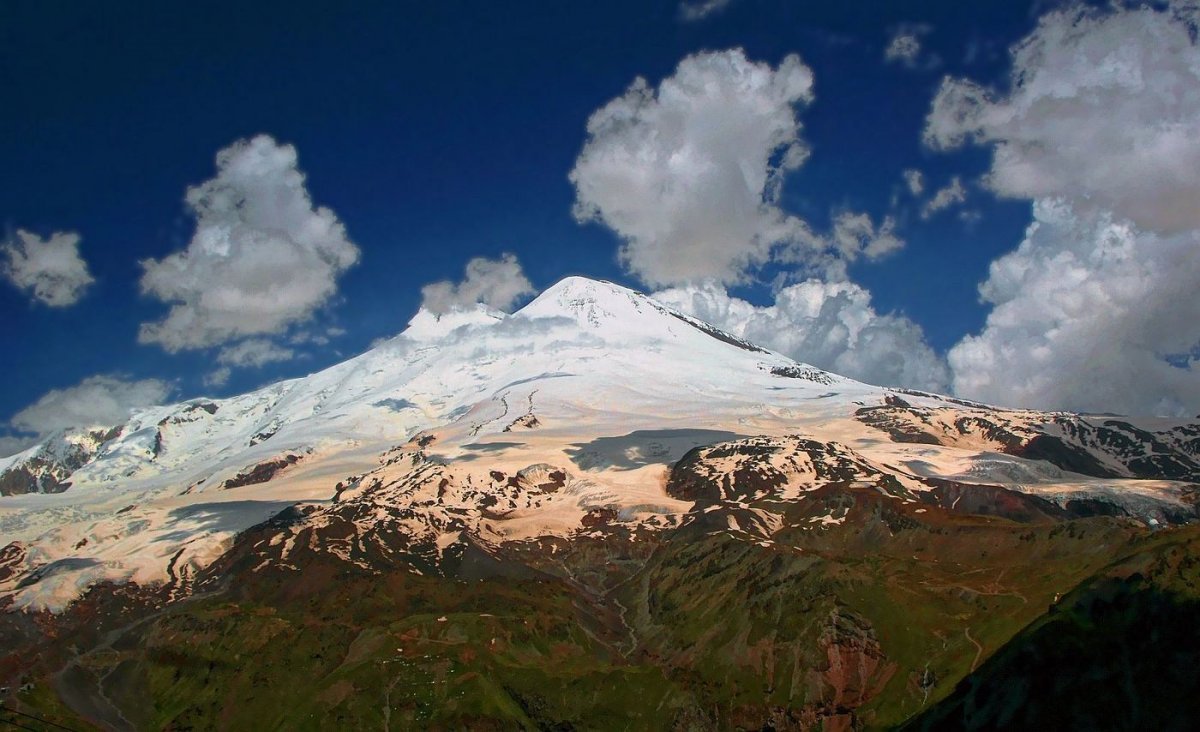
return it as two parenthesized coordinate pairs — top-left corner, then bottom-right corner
(1, 276), (1197, 612)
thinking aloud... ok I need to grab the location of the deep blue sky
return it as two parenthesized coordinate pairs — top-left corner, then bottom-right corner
(1, 0), (1054, 427)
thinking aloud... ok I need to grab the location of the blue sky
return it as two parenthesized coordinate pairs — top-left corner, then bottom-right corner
(4, 0), (1199, 452)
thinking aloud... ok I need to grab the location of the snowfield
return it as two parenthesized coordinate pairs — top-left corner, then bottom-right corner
(1, 277), (1196, 611)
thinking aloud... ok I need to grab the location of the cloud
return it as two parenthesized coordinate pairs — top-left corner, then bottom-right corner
(885, 24), (935, 69)
(0, 436), (36, 458)
(203, 368), (232, 389)
(570, 49), (816, 287)
(925, 1), (1200, 234)
(924, 1), (1200, 415)
(678, 0), (735, 21)
(204, 336), (302, 389)
(902, 169), (925, 196)
(769, 209), (905, 282)
(288, 325), (343, 347)
(885, 29), (921, 66)
(420, 254), (534, 315)
(1, 229), (94, 307)
(829, 212), (904, 263)
(949, 200), (1200, 416)
(920, 176), (967, 219)
(1, 375), (171, 455)
(654, 280), (949, 392)
(216, 339), (296, 368)
(138, 135), (360, 352)
(570, 49), (922, 387)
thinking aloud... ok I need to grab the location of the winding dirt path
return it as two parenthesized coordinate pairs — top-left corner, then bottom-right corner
(964, 626), (983, 672)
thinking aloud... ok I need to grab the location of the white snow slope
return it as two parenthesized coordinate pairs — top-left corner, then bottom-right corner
(0, 277), (1194, 610)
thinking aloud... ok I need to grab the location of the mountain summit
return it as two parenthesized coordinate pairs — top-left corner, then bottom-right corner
(3, 276), (1200, 728)
(1, 276), (1197, 612)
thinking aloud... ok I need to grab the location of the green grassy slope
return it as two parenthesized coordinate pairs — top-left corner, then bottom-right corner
(8, 490), (1198, 730)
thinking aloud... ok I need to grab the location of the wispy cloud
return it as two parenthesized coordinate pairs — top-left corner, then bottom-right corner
(830, 211), (904, 262)
(884, 24), (936, 69)
(920, 176), (967, 219)
(678, 0), (736, 22)
(1, 375), (171, 456)
(902, 169), (925, 196)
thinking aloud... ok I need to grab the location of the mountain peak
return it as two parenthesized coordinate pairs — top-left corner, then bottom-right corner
(517, 275), (667, 332)
(5, 263), (1200, 622)
(520, 275), (641, 309)
(398, 277), (642, 342)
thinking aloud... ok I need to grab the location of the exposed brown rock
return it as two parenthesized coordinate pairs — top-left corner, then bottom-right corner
(222, 454), (302, 489)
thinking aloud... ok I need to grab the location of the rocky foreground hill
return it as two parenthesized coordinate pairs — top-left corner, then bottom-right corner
(2, 277), (1199, 729)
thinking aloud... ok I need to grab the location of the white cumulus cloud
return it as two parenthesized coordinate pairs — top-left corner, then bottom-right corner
(138, 135), (360, 352)
(570, 49), (817, 287)
(420, 254), (534, 315)
(654, 280), (949, 392)
(1, 229), (94, 307)
(925, 1), (1200, 234)
(950, 200), (1200, 416)
(2, 375), (171, 456)
(928, 0), (1200, 415)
